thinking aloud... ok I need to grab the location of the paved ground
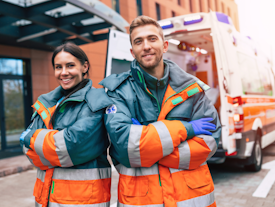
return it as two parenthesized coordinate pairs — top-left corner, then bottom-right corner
(0, 154), (33, 177)
(1, 144), (275, 207)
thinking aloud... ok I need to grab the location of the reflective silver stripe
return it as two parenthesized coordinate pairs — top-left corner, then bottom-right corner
(178, 141), (191, 169)
(23, 145), (34, 165)
(197, 135), (217, 161)
(177, 191), (215, 207)
(151, 121), (174, 157)
(35, 201), (42, 207)
(37, 169), (46, 182)
(169, 162), (208, 174)
(169, 167), (184, 174)
(118, 202), (163, 207)
(116, 163), (159, 176)
(49, 201), (110, 207)
(53, 130), (73, 167)
(128, 125), (143, 167)
(200, 162), (207, 166)
(52, 167), (111, 180)
(35, 129), (54, 167)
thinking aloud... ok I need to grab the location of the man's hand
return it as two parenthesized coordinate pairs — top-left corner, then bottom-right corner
(190, 118), (216, 136)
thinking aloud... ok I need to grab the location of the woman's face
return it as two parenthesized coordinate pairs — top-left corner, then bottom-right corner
(54, 51), (88, 90)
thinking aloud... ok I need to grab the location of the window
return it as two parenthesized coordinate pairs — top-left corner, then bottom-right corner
(227, 7), (231, 17)
(189, 0), (193, 12)
(215, 0), (218, 11)
(136, 0), (142, 16)
(112, 0), (120, 14)
(259, 67), (273, 96)
(221, 2), (225, 13)
(156, 3), (161, 20)
(172, 11), (176, 17)
(238, 53), (264, 95)
(0, 58), (26, 75)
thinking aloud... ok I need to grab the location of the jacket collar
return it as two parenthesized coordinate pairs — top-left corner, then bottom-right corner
(140, 65), (169, 91)
(38, 79), (93, 108)
(131, 59), (197, 93)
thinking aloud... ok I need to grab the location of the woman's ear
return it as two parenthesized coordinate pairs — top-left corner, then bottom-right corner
(83, 61), (89, 74)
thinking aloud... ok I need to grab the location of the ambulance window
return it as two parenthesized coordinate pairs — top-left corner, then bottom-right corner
(237, 53), (263, 95)
(111, 58), (131, 74)
(259, 67), (273, 96)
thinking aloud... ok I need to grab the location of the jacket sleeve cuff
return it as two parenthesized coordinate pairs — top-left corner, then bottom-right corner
(181, 121), (195, 139)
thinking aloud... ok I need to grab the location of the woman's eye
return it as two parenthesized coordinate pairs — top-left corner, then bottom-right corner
(68, 64), (74, 68)
(55, 66), (61, 69)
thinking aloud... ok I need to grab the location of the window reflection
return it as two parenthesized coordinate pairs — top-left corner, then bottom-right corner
(0, 58), (25, 75)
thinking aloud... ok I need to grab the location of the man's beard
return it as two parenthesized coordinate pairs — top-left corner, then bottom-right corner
(137, 54), (163, 71)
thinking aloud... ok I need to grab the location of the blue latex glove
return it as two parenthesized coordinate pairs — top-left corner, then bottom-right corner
(132, 118), (141, 125)
(19, 128), (31, 147)
(190, 118), (216, 136)
(20, 129), (31, 142)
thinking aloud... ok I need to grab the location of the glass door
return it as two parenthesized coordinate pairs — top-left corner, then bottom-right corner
(0, 57), (32, 152)
(3, 79), (25, 147)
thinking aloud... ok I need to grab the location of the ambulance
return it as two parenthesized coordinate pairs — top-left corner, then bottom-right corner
(104, 11), (275, 172)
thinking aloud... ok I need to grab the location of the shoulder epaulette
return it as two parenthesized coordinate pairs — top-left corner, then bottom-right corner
(99, 71), (131, 91)
(85, 88), (113, 112)
(196, 80), (211, 91)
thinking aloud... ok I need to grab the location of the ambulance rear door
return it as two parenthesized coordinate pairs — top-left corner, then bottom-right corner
(105, 29), (133, 77)
(210, 11), (242, 154)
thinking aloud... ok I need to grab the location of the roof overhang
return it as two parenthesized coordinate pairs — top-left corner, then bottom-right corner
(0, 0), (129, 51)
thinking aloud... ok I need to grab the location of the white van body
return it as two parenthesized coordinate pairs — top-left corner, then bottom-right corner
(105, 12), (275, 170)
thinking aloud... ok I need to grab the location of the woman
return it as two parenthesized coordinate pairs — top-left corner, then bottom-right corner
(20, 42), (112, 207)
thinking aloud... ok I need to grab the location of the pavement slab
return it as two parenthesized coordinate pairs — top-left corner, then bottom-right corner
(0, 155), (33, 177)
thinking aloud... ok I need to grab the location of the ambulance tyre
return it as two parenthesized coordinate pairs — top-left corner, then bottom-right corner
(245, 133), (262, 172)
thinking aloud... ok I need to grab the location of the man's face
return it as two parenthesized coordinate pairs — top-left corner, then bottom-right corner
(130, 24), (168, 71)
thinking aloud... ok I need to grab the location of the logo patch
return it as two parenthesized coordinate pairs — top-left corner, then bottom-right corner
(106, 104), (117, 114)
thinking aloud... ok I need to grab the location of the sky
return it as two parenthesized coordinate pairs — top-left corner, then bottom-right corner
(235, 0), (275, 66)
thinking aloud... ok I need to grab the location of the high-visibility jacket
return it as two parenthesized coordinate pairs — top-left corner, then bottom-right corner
(101, 59), (221, 207)
(22, 80), (112, 207)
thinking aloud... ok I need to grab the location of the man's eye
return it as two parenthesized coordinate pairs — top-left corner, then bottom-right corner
(135, 40), (141, 44)
(151, 37), (157, 41)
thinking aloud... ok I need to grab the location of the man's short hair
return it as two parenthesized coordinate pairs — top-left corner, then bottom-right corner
(129, 15), (164, 44)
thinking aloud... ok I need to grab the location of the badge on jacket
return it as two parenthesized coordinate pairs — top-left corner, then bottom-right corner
(106, 104), (117, 114)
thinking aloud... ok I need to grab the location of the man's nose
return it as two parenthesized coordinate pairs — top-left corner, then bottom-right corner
(143, 40), (151, 50)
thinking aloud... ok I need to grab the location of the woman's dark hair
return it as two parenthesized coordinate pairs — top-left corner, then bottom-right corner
(52, 41), (90, 77)
(50, 42), (91, 127)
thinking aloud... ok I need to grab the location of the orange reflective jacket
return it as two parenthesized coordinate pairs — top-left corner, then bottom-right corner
(22, 80), (112, 207)
(101, 59), (221, 207)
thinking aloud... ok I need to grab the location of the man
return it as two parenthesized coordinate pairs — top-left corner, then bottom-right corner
(100, 16), (221, 207)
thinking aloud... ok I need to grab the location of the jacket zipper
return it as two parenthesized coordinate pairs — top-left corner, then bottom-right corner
(137, 71), (162, 186)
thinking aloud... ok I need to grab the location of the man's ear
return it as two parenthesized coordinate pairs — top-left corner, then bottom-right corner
(130, 48), (136, 59)
(163, 40), (169, 53)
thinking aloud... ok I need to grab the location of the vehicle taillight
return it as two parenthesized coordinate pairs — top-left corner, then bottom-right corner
(232, 96), (244, 133)
(225, 151), (237, 156)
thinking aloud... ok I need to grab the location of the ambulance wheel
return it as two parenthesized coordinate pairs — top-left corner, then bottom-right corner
(245, 135), (262, 172)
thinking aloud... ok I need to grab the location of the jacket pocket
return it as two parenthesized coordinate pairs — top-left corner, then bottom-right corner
(51, 179), (94, 201)
(119, 175), (149, 197)
(166, 100), (192, 121)
(183, 165), (211, 189)
(33, 178), (44, 198)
